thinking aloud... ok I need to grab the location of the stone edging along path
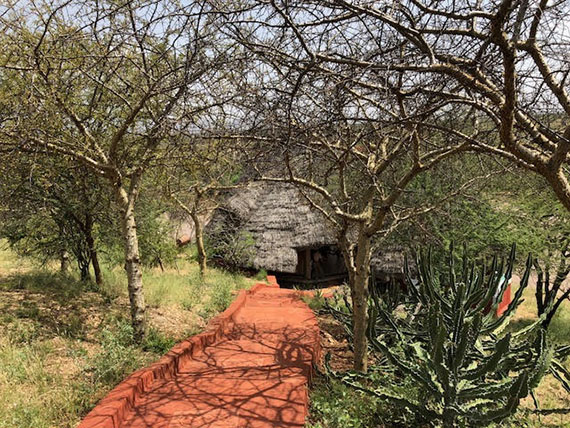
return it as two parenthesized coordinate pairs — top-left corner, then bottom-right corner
(78, 275), (321, 428)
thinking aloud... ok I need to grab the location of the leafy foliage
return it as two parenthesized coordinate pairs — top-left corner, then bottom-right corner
(388, 165), (570, 267)
(205, 214), (255, 272)
(99, 194), (178, 269)
(0, 155), (109, 279)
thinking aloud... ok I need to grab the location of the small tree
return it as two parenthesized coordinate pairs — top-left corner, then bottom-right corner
(0, 153), (107, 283)
(166, 138), (247, 276)
(226, 2), (499, 371)
(0, 0), (231, 340)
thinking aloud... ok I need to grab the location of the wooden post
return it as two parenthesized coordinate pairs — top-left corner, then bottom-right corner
(305, 248), (312, 280)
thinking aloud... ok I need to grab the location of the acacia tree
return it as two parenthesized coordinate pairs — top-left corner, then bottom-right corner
(225, 2), (502, 372)
(0, 0), (231, 340)
(224, 0), (570, 371)
(166, 137), (247, 277)
(0, 152), (107, 284)
(293, 0), (570, 211)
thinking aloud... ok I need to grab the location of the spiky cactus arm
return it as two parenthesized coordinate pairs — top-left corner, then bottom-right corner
(324, 243), (553, 427)
(534, 252), (570, 328)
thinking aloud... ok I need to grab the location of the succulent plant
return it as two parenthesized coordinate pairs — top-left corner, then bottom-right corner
(326, 244), (560, 427)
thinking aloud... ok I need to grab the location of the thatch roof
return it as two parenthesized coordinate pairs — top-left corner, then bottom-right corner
(208, 182), (414, 278)
(371, 248), (412, 282)
(207, 182), (337, 273)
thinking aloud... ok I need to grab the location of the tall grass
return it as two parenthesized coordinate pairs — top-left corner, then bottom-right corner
(0, 240), (33, 276)
(0, 337), (84, 428)
(0, 243), (257, 428)
(99, 252), (253, 315)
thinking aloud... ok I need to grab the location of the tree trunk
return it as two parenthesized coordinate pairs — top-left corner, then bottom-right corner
(115, 184), (146, 342)
(60, 249), (70, 273)
(85, 215), (103, 286)
(191, 211), (207, 277)
(91, 248), (103, 286)
(78, 251), (91, 281)
(350, 229), (372, 373)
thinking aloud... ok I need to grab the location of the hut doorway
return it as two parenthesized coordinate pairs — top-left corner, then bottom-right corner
(274, 245), (347, 288)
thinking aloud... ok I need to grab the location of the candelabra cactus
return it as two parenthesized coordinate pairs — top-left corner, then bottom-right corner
(326, 244), (556, 427)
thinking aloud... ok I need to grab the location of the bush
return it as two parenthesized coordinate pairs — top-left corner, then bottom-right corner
(302, 290), (326, 311)
(327, 244), (558, 427)
(205, 214), (255, 271)
(142, 328), (176, 354)
(307, 378), (382, 428)
(88, 319), (141, 385)
(254, 268), (268, 281)
(209, 282), (233, 313)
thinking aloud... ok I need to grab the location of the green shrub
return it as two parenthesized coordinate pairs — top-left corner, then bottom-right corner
(88, 319), (140, 385)
(308, 377), (382, 428)
(254, 269), (268, 281)
(209, 282), (232, 313)
(142, 328), (176, 354)
(302, 290), (326, 311)
(327, 244), (557, 427)
(205, 219), (255, 272)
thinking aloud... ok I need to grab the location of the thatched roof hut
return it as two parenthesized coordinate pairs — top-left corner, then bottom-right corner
(207, 182), (414, 288)
(207, 182), (337, 274)
(371, 247), (412, 284)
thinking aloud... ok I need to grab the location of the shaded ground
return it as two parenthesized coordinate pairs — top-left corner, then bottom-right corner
(0, 245), (254, 428)
(117, 287), (320, 428)
(316, 312), (353, 372)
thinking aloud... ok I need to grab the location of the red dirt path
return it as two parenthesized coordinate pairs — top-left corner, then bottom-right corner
(78, 280), (320, 428)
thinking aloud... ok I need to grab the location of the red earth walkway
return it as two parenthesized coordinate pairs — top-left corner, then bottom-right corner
(78, 282), (321, 428)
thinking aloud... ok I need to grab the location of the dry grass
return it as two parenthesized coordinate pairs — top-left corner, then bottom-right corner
(508, 273), (570, 427)
(0, 242), (256, 428)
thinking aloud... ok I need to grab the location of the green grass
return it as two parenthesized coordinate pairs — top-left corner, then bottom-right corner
(307, 377), (382, 428)
(307, 372), (429, 428)
(0, 240), (33, 274)
(508, 283), (570, 427)
(0, 337), (85, 428)
(301, 289), (326, 311)
(0, 242), (256, 428)
(99, 253), (253, 315)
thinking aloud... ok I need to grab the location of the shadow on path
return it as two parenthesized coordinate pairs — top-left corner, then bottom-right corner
(117, 287), (320, 428)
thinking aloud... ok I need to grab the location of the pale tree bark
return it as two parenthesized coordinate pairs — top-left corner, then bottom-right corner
(172, 192), (208, 277)
(115, 175), (145, 341)
(342, 225), (374, 372)
(191, 210), (208, 277)
(60, 250), (70, 273)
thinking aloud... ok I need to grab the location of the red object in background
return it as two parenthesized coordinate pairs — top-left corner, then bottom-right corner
(175, 235), (191, 247)
(482, 278), (512, 317)
(496, 282), (512, 317)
